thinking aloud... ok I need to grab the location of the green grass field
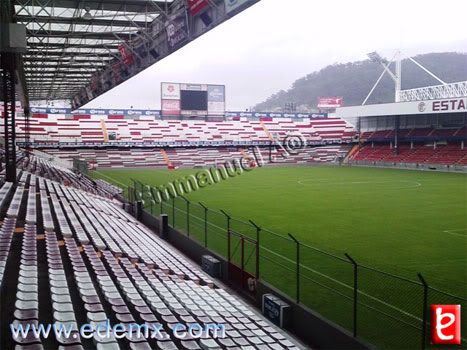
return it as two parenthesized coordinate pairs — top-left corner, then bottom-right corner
(93, 165), (467, 348)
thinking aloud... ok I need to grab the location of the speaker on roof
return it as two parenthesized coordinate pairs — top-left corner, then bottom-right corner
(200, 12), (212, 27)
(135, 57), (142, 68)
(149, 48), (160, 59)
(135, 44), (148, 58)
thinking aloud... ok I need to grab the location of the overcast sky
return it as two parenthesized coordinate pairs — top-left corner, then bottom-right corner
(86, 0), (467, 111)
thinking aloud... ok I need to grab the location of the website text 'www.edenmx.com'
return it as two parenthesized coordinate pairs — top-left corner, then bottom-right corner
(10, 320), (226, 341)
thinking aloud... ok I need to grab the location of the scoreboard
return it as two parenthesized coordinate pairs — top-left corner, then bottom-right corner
(161, 82), (225, 117)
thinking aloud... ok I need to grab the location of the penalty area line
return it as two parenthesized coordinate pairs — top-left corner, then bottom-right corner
(443, 229), (467, 237)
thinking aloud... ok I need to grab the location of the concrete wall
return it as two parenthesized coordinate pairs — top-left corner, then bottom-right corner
(138, 208), (371, 349)
(256, 281), (372, 349)
(350, 160), (466, 173)
(140, 210), (230, 279)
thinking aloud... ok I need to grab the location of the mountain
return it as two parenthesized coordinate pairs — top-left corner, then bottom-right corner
(254, 52), (467, 111)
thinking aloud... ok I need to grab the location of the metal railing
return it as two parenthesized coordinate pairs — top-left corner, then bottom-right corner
(131, 180), (466, 349)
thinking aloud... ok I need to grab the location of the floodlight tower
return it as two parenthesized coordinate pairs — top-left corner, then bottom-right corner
(363, 50), (402, 104)
(363, 50), (463, 104)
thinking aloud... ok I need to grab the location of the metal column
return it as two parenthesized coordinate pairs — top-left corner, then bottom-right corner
(1, 52), (17, 182)
(394, 115), (400, 155)
(23, 106), (31, 156)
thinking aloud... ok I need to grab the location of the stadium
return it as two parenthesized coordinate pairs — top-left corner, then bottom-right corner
(1, 0), (466, 349)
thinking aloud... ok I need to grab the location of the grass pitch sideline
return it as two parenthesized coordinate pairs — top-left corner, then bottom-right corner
(93, 165), (466, 296)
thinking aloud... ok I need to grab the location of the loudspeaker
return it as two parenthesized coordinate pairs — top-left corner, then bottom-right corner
(200, 12), (212, 26)
(135, 57), (142, 68)
(136, 201), (143, 220)
(159, 214), (168, 239)
(136, 45), (148, 58)
(149, 48), (160, 59)
(201, 255), (221, 278)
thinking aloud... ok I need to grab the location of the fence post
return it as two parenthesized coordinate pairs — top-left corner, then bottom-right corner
(154, 199), (158, 216)
(241, 236), (245, 289)
(417, 273), (428, 350)
(132, 178), (142, 202)
(172, 197), (175, 227)
(186, 199), (190, 236)
(220, 210), (231, 260)
(249, 220), (261, 280)
(181, 196), (190, 236)
(345, 253), (358, 337)
(130, 178), (137, 202)
(288, 233), (300, 303)
(199, 202), (208, 247)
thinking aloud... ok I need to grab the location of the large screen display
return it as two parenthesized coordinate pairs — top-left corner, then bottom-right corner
(161, 82), (225, 116)
(180, 90), (208, 111)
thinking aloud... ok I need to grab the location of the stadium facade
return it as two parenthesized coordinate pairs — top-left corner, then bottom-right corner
(336, 97), (467, 170)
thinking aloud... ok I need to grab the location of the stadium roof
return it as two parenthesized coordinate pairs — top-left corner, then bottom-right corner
(2, 0), (260, 108)
(13, 0), (175, 102)
(336, 97), (467, 119)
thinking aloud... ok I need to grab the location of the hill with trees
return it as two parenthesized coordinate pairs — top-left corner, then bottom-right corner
(254, 52), (467, 111)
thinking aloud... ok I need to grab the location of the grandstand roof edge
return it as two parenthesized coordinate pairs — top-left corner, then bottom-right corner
(336, 97), (467, 118)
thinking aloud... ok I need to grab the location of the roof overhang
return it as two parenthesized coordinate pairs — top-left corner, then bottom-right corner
(11, 0), (261, 106)
(336, 97), (467, 119)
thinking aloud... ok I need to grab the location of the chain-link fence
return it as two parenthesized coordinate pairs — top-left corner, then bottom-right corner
(131, 180), (466, 349)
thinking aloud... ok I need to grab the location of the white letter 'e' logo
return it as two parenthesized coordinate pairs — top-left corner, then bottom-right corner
(436, 307), (455, 340)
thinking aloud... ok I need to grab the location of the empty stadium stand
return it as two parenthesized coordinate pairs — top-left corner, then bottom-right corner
(351, 143), (467, 165)
(43, 145), (351, 169)
(360, 126), (466, 142)
(0, 157), (303, 349)
(4, 113), (355, 144)
(353, 123), (467, 169)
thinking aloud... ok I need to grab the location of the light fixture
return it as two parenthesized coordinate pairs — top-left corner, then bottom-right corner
(82, 7), (92, 20)
(367, 51), (388, 65)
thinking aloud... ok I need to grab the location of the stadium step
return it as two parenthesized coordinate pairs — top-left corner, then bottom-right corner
(159, 150), (174, 170)
(344, 144), (359, 162)
(259, 120), (275, 142)
(1, 158), (304, 349)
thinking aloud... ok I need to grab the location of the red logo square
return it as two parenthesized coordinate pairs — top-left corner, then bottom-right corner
(431, 305), (461, 345)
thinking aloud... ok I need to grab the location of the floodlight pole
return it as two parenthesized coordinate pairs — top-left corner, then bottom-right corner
(363, 51), (401, 105)
(394, 50), (402, 102)
(364, 50), (454, 104)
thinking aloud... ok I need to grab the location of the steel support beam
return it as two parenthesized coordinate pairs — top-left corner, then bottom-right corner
(1, 52), (17, 182)
(23, 106), (31, 156)
(26, 70), (95, 75)
(27, 42), (120, 50)
(24, 63), (106, 69)
(25, 51), (113, 58)
(25, 57), (112, 64)
(27, 29), (134, 40)
(14, 0), (170, 13)
(16, 15), (148, 28)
